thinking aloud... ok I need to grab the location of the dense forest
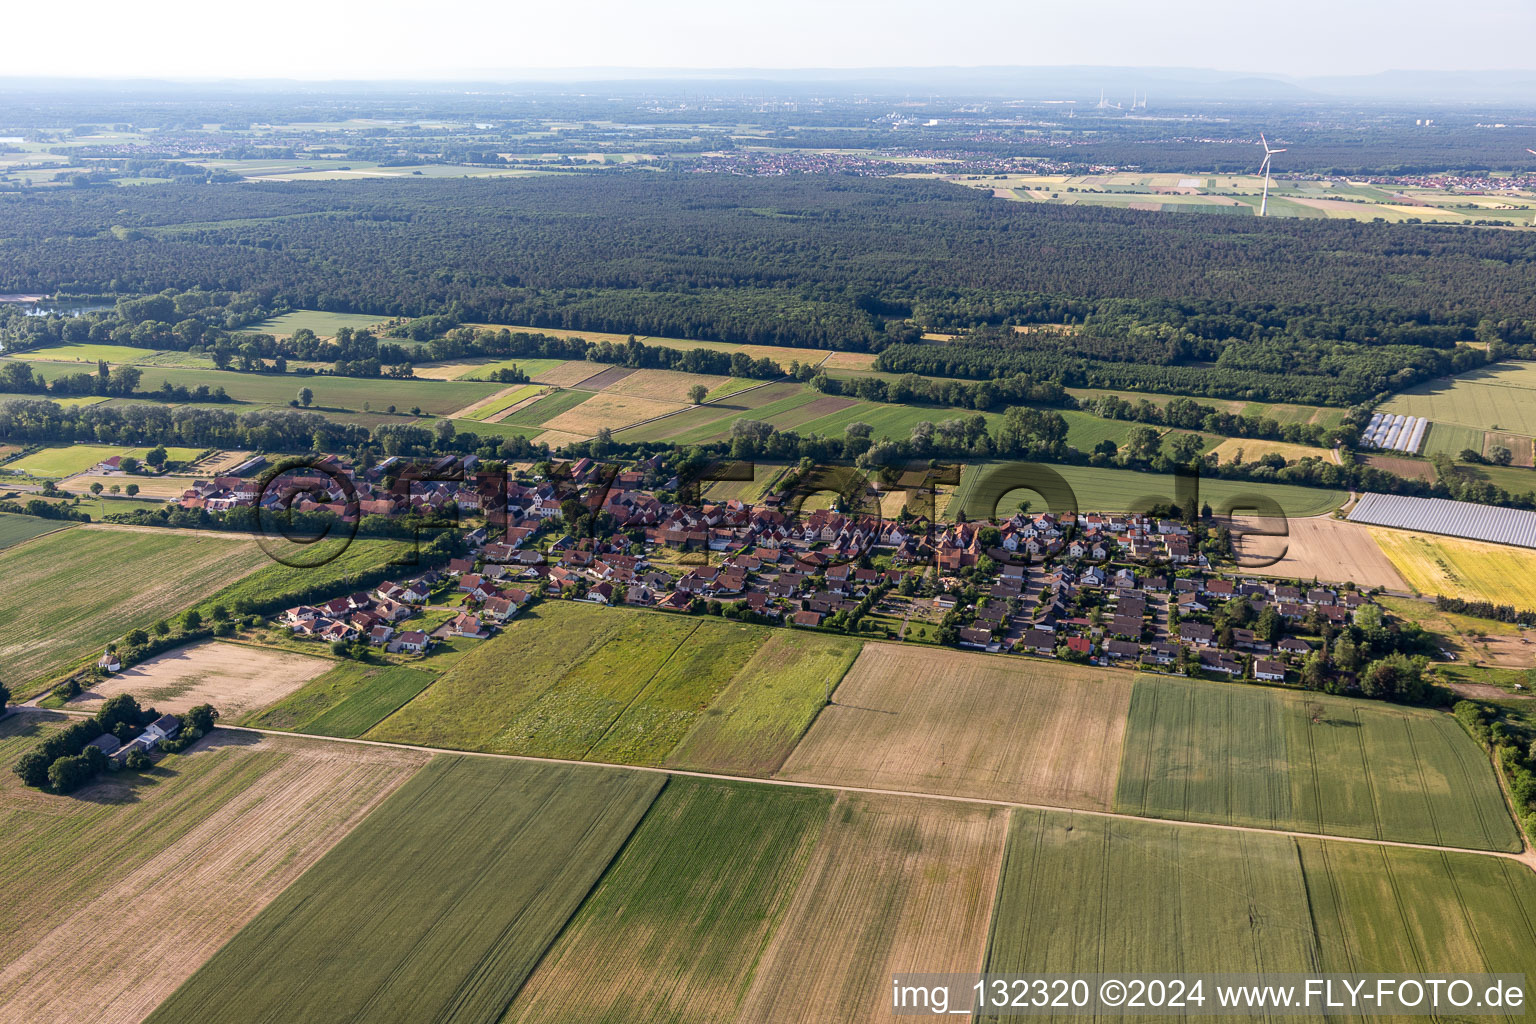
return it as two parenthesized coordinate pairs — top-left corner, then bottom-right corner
(6, 174), (1536, 408)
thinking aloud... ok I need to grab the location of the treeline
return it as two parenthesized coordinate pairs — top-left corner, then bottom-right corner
(8, 176), (1536, 355)
(0, 358), (232, 403)
(875, 322), (1494, 406)
(10, 697), (216, 793)
(801, 366), (1073, 411)
(1083, 393), (1350, 447)
(0, 399), (550, 464)
(1434, 594), (1536, 626)
(1455, 701), (1536, 842)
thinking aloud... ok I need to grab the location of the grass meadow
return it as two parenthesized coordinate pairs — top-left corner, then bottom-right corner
(1113, 677), (1519, 851)
(367, 603), (866, 772)
(145, 756), (661, 1024)
(665, 631), (863, 775)
(8, 444), (199, 479)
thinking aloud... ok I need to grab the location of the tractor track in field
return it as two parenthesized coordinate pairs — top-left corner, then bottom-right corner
(8, 704), (1532, 873)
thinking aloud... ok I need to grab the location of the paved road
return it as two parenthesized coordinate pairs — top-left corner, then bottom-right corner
(10, 703), (1531, 872)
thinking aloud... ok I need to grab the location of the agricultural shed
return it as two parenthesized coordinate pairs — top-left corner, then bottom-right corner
(1347, 492), (1536, 549)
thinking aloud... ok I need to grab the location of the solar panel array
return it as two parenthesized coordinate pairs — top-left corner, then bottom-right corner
(1347, 492), (1536, 549)
(1361, 412), (1429, 454)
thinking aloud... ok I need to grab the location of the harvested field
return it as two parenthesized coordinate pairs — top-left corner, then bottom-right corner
(538, 390), (690, 436)
(1113, 676), (1520, 851)
(1232, 514), (1408, 590)
(668, 631), (863, 776)
(67, 641), (333, 720)
(1362, 453), (1438, 482)
(604, 367), (731, 402)
(532, 428), (591, 448)
(0, 512), (72, 550)
(0, 722), (426, 1024)
(738, 794), (1007, 1024)
(0, 528), (269, 690)
(614, 380), (806, 442)
(1370, 527), (1536, 607)
(573, 364), (637, 390)
(409, 359), (497, 380)
(1485, 431), (1536, 467)
(62, 473), (198, 498)
(818, 350), (879, 371)
(249, 309), (387, 337)
(522, 359), (607, 387)
(777, 644), (1132, 808)
(505, 778), (830, 1024)
(146, 757), (662, 1024)
(1209, 437), (1336, 466)
(191, 450), (255, 475)
(981, 810), (1322, 1023)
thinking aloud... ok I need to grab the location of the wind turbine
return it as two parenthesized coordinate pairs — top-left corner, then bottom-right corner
(1258, 133), (1287, 217)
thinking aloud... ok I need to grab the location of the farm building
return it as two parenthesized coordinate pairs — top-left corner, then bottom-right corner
(1348, 492), (1536, 548)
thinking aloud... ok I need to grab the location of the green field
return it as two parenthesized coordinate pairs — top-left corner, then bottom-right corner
(456, 357), (571, 381)
(0, 527), (270, 689)
(504, 777), (830, 1024)
(33, 363), (504, 417)
(367, 603), (780, 764)
(982, 809), (1536, 1022)
(1383, 362), (1536, 438)
(1300, 839), (1536, 984)
(459, 383), (546, 421)
(0, 512), (72, 550)
(665, 631), (863, 775)
(6, 342), (211, 367)
(242, 662), (439, 737)
(249, 309), (390, 336)
(145, 757), (662, 1024)
(187, 536), (415, 620)
(491, 388), (597, 427)
(948, 461), (1347, 518)
(1113, 677), (1519, 851)
(983, 811), (1322, 1015)
(1421, 421), (1486, 459)
(7, 444), (199, 479)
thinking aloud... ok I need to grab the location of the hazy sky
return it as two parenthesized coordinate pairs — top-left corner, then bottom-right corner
(10, 0), (1536, 80)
